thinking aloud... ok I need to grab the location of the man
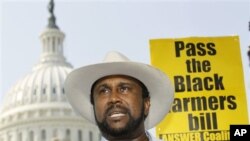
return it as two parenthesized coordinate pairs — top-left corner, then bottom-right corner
(64, 51), (174, 141)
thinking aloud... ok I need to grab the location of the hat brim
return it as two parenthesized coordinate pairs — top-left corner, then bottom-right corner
(64, 62), (174, 129)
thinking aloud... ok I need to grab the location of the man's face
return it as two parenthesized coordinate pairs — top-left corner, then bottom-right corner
(92, 75), (150, 138)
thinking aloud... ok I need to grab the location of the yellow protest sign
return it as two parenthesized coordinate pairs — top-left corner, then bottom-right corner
(149, 36), (248, 141)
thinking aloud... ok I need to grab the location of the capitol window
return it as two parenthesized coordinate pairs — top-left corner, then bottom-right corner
(52, 87), (56, 94)
(17, 113), (23, 119)
(33, 86), (37, 95)
(66, 129), (70, 140)
(18, 132), (22, 141)
(8, 116), (12, 122)
(89, 131), (93, 141)
(78, 130), (82, 141)
(52, 37), (56, 52)
(29, 131), (34, 141)
(62, 88), (65, 94)
(41, 129), (46, 141)
(42, 85), (47, 94)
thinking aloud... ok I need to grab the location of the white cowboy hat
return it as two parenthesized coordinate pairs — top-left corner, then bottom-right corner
(64, 51), (174, 129)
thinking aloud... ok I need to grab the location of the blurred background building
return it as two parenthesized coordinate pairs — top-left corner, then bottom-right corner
(248, 21), (250, 66)
(0, 0), (100, 141)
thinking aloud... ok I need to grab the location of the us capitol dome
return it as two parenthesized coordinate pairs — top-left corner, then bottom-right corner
(0, 1), (100, 141)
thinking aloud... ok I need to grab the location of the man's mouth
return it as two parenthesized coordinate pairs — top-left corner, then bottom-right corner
(110, 112), (126, 118)
(106, 106), (128, 119)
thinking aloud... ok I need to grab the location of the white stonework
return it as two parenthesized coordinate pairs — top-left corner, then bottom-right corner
(0, 22), (100, 141)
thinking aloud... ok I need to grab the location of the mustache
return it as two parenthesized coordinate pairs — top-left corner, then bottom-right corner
(104, 104), (129, 117)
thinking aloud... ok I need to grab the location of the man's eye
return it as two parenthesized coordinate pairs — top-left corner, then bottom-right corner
(99, 88), (110, 94)
(119, 86), (129, 93)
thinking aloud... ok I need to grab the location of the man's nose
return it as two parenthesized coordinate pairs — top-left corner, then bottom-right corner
(109, 91), (122, 104)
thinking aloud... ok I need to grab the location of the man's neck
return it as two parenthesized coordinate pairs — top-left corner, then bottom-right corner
(103, 130), (149, 141)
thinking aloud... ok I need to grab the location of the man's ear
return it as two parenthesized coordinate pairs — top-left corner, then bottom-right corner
(144, 98), (150, 116)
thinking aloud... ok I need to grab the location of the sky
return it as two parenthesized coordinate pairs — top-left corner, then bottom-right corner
(0, 0), (250, 121)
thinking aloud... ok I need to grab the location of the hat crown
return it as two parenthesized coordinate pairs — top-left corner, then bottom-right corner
(103, 51), (130, 62)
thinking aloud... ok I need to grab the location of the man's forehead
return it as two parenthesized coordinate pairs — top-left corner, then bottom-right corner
(98, 75), (137, 81)
(91, 75), (149, 93)
(93, 75), (140, 86)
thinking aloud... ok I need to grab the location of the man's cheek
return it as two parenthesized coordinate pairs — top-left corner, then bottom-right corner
(95, 106), (105, 121)
(130, 106), (140, 116)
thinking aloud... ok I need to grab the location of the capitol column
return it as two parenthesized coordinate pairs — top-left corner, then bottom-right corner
(13, 130), (18, 141)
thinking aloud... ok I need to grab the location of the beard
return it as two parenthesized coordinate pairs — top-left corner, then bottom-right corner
(94, 104), (145, 138)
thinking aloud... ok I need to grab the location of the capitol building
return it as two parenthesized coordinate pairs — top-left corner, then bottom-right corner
(0, 1), (100, 141)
